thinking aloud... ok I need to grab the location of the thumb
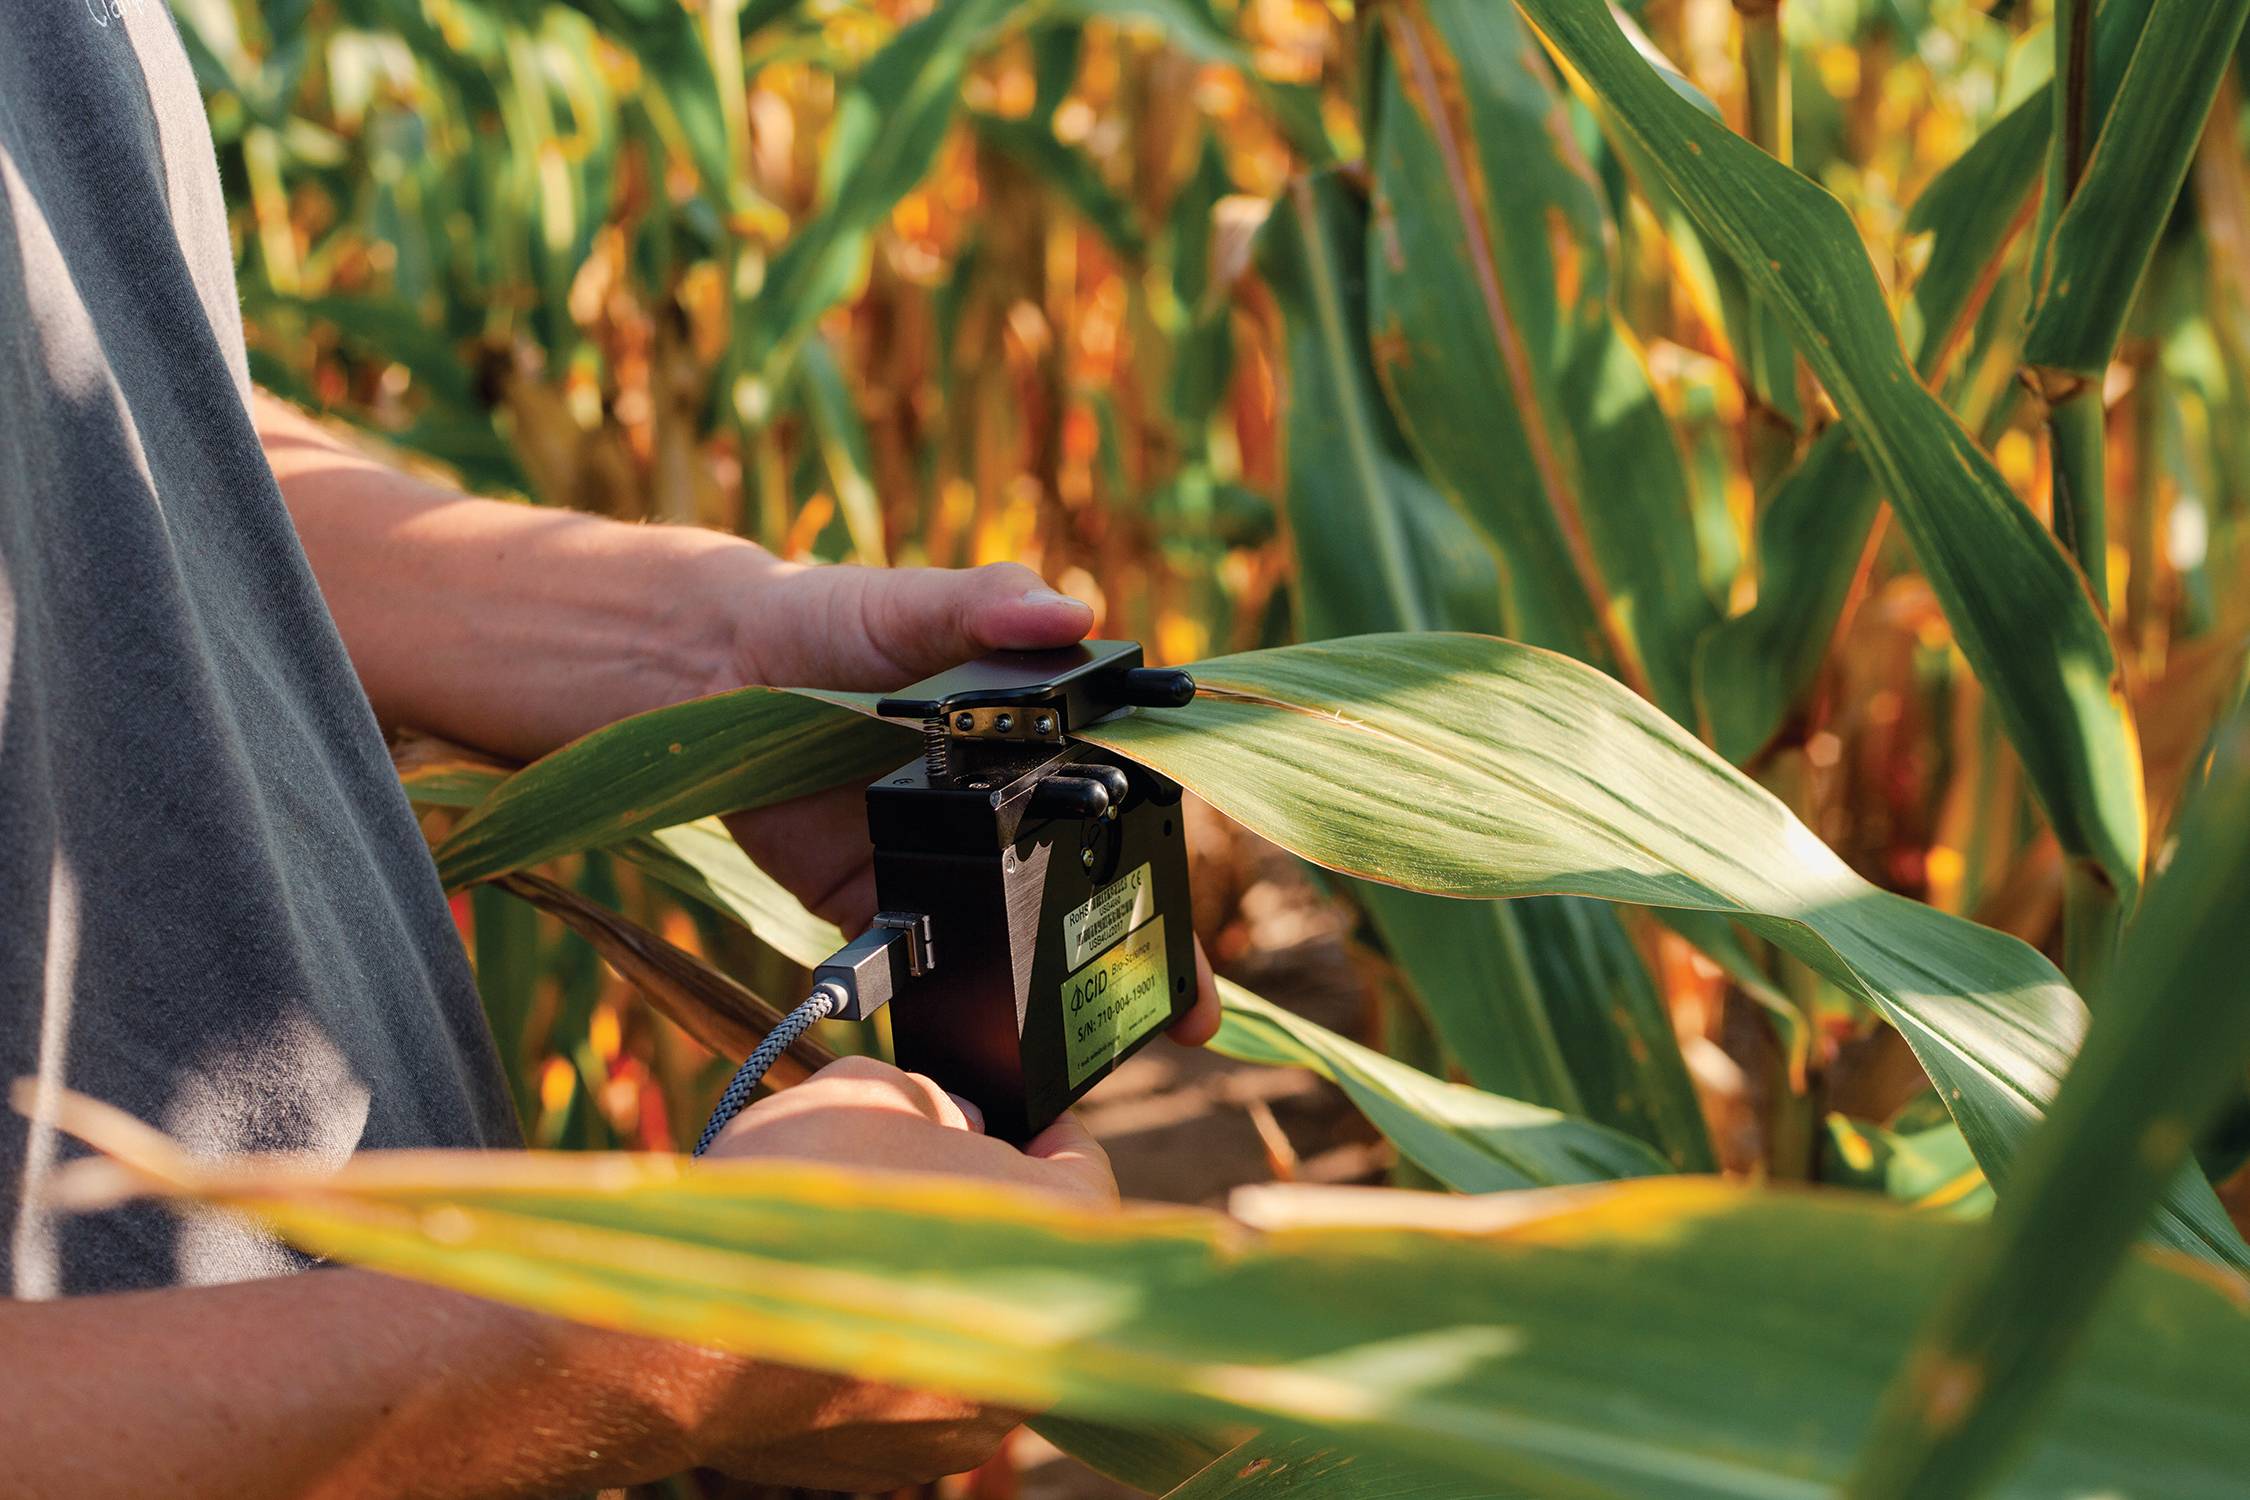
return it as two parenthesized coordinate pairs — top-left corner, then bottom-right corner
(1020, 1112), (1120, 1206)
(754, 560), (1095, 690)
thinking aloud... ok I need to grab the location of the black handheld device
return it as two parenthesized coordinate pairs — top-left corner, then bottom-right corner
(693, 640), (1199, 1153)
(860, 640), (1197, 1142)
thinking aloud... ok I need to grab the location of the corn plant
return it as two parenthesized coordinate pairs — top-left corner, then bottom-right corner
(129, 0), (2250, 1494)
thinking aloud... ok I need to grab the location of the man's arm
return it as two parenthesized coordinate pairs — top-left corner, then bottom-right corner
(257, 392), (763, 761)
(254, 393), (1095, 761)
(6, 1061), (1110, 1498)
(2, 1266), (704, 1498)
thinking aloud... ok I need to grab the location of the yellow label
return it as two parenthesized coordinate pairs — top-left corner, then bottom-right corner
(1061, 915), (1170, 1089)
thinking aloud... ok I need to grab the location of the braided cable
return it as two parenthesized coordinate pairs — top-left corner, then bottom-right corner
(692, 982), (846, 1157)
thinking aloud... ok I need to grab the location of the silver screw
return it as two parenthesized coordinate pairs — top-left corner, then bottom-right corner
(1080, 847), (1097, 869)
(1032, 712), (1056, 735)
(953, 711), (975, 732)
(994, 712), (1015, 733)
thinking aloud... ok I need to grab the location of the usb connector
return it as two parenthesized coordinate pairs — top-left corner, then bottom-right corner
(811, 911), (933, 1021)
(692, 911), (937, 1154)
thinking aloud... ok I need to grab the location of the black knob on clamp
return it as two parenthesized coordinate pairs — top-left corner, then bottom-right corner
(1116, 667), (1196, 708)
(1027, 774), (1115, 822)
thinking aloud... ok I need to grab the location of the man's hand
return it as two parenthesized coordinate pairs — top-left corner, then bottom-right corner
(708, 553), (1095, 934)
(674, 1056), (1115, 1487)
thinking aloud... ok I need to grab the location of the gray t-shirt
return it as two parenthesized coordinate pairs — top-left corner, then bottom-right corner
(1, 1), (517, 1296)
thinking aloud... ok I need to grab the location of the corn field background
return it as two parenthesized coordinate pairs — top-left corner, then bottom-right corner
(115, 0), (2250, 1495)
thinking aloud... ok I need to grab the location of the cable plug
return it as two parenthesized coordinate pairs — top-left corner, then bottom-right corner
(811, 912), (933, 1021)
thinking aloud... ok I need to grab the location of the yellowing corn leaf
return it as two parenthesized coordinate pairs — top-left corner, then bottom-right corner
(41, 1102), (2250, 1500)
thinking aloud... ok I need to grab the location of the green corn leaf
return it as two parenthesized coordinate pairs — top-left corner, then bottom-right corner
(170, 0), (257, 96)
(1034, 1417), (1237, 1496)
(1257, 171), (1711, 1168)
(52, 1110), (2250, 1500)
(1350, 882), (1714, 1167)
(1847, 698), (2250, 1498)
(1164, 138), (1237, 442)
(431, 691), (914, 889)
(1352, 887), (1581, 1115)
(1074, 634), (2247, 1270)
(1256, 174), (1453, 637)
(1691, 65), (2097, 763)
(2023, 0), (2170, 339)
(490, 868), (837, 1082)
(400, 745), (853, 972)
(1901, 99), (2046, 385)
(470, 885), (543, 1124)
(1687, 76), (2081, 765)
(1514, 0), (2146, 901)
(1693, 425), (1879, 764)
(794, 336), (890, 566)
(1822, 1112), (1991, 1220)
(1574, 20), (1790, 436)
(1367, 0), (1713, 725)
(1162, 1433), (1490, 1499)
(1211, 980), (1673, 1192)
(1501, 895), (1708, 1166)
(397, 748), (511, 810)
(2023, 0), (2250, 378)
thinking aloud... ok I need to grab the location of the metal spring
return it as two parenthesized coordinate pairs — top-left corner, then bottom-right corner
(920, 717), (950, 781)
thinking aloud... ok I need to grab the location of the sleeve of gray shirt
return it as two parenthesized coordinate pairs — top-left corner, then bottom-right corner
(0, 0), (518, 1299)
